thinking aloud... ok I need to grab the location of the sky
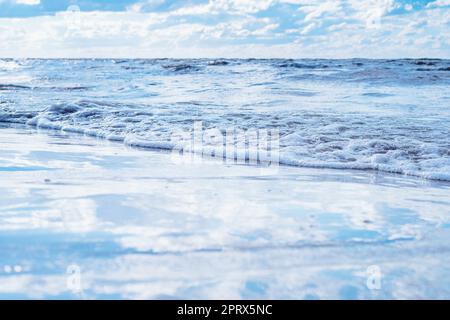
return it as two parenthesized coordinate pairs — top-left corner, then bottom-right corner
(0, 0), (448, 58)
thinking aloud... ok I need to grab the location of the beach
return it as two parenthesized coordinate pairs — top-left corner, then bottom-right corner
(1, 124), (450, 299)
(1, 0), (450, 308)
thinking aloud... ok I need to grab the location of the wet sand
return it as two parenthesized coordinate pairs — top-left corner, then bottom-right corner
(1, 124), (450, 299)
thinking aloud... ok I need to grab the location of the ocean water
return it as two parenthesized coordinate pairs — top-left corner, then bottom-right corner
(1, 58), (449, 180)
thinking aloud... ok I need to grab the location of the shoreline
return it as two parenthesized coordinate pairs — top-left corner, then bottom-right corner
(2, 122), (449, 184)
(1, 124), (450, 299)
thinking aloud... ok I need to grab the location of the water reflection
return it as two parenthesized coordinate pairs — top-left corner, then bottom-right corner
(0, 126), (449, 299)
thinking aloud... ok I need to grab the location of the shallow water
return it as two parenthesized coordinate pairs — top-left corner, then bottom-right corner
(0, 125), (450, 299)
(0, 58), (449, 180)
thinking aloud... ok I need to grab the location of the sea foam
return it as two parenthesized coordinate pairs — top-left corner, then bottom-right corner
(0, 58), (449, 181)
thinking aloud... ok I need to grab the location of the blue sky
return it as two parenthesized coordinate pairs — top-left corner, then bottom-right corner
(0, 0), (448, 58)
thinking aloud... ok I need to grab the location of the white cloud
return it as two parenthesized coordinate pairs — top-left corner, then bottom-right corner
(426, 0), (450, 8)
(0, 0), (448, 58)
(14, 0), (40, 5)
(300, 1), (343, 23)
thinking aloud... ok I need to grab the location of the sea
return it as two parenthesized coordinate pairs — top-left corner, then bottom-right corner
(1, 58), (449, 180)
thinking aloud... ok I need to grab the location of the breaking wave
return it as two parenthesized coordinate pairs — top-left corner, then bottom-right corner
(0, 58), (449, 181)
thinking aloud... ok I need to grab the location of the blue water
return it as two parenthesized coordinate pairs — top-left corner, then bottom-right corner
(1, 58), (449, 180)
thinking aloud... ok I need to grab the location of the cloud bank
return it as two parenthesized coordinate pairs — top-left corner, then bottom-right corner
(0, 0), (448, 58)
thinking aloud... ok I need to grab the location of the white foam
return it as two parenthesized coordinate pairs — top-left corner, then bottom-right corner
(1, 59), (449, 181)
(4, 107), (448, 182)
(0, 60), (21, 71)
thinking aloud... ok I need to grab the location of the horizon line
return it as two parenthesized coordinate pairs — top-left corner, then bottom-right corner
(1, 57), (448, 60)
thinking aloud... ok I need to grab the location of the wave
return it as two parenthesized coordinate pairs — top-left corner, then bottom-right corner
(0, 59), (449, 182)
(0, 60), (22, 71)
(0, 100), (449, 182)
(0, 84), (91, 92)
(0, 84), (31, 91)
(208, 60), (229, 66)
(276, 62), (330, 69)
(162, 63), (201, 73)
